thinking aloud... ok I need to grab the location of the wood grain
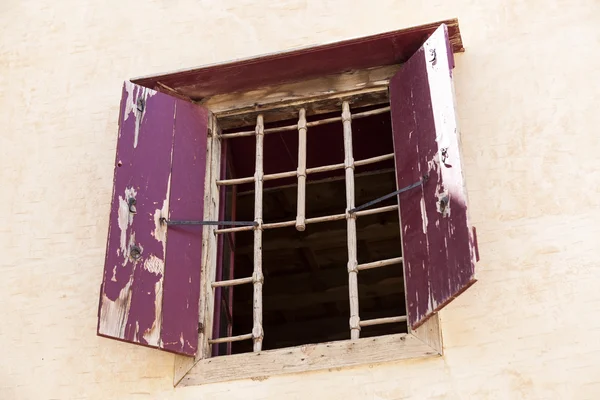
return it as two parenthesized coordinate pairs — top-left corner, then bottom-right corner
(180, 333), (437, 385)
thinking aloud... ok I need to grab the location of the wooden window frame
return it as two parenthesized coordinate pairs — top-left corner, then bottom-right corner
(173, 68), (445, 386)
(94, 19), (474, 386)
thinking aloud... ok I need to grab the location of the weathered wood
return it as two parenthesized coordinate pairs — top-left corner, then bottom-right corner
(236, 216), (400, 255)
(199, 118), (223, 360)
(217, 153), (393, 187)
(205, 65), (399, 119)
(214, 225), (255, 234)
(296, 108), (307, 231)
(342, 101), (360, 340)
(219, 105), (390, 139)
(389, 24), (476, 330)
(357, 257), (403, 271)
(161, 95), (209, 356)
(253, 115), (265, 352)
(354, 204), (397, 217)
(211, 276), (253, 288)
(179, 333), (437, 386)
(208, 333), (253, 345)
(98, 81), (209, 356)
(259, 205), (394, 232)
(359, 315), (407, 327)
(133, 18), (464, 101)
(411, 313), (442, 353)
(238, 168), (396, 196)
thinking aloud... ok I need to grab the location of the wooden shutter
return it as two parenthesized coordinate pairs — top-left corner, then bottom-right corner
(389, 24), (476, 330)
(97, 82), (209, 356)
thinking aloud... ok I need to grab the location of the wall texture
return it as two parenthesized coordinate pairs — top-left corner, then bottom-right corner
(1, 0), (599, 399)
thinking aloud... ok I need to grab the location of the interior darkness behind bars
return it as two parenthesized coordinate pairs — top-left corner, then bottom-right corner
(214, 106), (408, 355)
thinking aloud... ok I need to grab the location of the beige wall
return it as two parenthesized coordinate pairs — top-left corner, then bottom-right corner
(2, 0), (600, 399)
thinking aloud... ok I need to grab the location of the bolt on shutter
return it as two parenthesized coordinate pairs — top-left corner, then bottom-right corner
(389, 24), (477, 330)
(97, 82), (209, 356)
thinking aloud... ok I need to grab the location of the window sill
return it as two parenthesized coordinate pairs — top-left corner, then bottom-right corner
(175, 314), (442, 387)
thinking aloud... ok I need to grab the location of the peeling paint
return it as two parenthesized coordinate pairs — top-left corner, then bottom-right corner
(420, 197), (428, 234)
(436, 189), (450, 217)
(143, 255), (165, 276)
(152, 179), (170, 257)
(117, 187), (137, 257)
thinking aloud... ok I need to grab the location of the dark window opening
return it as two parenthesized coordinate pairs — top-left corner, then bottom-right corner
(214, 104), (408, 355)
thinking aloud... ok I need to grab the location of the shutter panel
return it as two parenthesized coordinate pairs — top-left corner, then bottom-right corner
(389, 24), (476, 330)
(98, 82), (208, 356)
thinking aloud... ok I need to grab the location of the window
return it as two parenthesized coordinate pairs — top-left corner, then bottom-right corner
(97, 20), (478, 386)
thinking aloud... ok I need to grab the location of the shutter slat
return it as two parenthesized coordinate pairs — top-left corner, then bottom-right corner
(160, 100), (209, 355)
(389, 24), (476, 330)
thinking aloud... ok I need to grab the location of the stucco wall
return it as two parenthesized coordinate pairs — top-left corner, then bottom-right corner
(2, 0), (600, 399)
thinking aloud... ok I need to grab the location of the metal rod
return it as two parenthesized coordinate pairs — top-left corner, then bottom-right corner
(252, 115), (265, 352)
(219, 106), (391, 139)
(359, 316), (407, 327)
(354, 204), (398, 217)
(163, 219), (256, 226)
(211, 276), (253, 288)
(357, 257), (403, 271)
(349, 176), (427, 214)
(296, 108), (307, 231)
(217, 153), (394, 187)
(214, 225), (255, 234)
(342, 101), (360, 340)
(260, 206), (393, 231)
(208, 333), (253, 344)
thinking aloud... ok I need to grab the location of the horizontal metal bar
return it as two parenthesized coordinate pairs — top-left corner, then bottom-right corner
(216, 176), (255, 186)
(217, 153), (395, 186)
(264, 170), (297, 181)
(212, 276), (253, 288)
(262, 220), (296, 230)
(354, 153), (394, 167)
(163, 218), (256, 227)
(219, 106), (391, 139)
(306, 213), (347, 224)
(359, 315), (407, 327)
(208, 333), (253, 344)
(357, 257), (403, 271)
(349, 176), (427, 214)
(354, 204), (398, 217)
(214, 225), (255, 234)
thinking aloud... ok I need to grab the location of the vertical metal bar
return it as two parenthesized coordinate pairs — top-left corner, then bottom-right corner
(342, 101), (360, 340)
(296, 108), (307, 231)
(211, 140), (229, 356)
(252, 114), (265, 352)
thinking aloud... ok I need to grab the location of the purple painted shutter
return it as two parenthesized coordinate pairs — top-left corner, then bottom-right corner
(97, 81), (208, 356)
(389, 24), (476, 330)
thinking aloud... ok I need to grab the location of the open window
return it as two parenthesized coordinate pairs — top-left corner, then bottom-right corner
(97, 21), (478, 386)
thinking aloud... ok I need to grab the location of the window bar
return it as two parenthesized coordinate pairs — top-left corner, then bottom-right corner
(356, 256), (403, 271)
(208, 333), (253, 345)
(252, 114), (265, 352)
(211, 276), (254, 288)
(342, 101), (361, 340)
(216, 153), (394, 186)
(219, 105), (391, 139)
(215, 204), (398, 235)
(296, 108), (307, 231)
(359, 316), (407, 327)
